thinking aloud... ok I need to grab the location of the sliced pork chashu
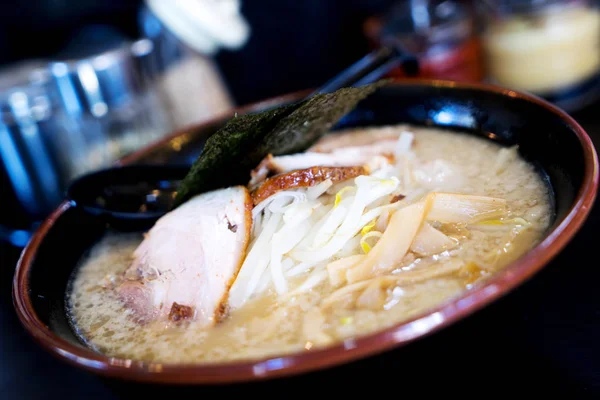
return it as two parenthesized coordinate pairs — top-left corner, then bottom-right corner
(251, 166), (368, 205)
(117, 186), (252, 326)
(249, 127), (410, 190)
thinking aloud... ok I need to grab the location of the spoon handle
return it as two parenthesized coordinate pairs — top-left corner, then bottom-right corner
(314, 45), (419, 95)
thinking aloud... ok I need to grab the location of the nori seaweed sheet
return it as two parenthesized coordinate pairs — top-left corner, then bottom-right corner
(173, 82), (386, 208)
(172, 102), (301, 207)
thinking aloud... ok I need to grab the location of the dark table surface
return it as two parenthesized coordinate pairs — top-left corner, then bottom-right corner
(2, 99), (600, 399)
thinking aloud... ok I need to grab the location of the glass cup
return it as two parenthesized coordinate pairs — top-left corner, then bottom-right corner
(0, 40), (173, 246)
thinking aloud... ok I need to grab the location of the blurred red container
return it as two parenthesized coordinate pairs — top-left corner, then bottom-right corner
(364, 0), (483, 83)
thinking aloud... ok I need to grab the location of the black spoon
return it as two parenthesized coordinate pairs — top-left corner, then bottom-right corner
(66, 45), (418, 228)
(66, 165), (190, 230)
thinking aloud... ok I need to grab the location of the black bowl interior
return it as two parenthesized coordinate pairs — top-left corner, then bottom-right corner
(26, 83), (585, 356)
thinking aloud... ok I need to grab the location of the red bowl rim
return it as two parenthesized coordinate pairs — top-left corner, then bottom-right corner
(12, 78), (599, 384)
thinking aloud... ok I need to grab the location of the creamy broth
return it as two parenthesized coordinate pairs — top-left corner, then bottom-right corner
(68, 125), (553, 363)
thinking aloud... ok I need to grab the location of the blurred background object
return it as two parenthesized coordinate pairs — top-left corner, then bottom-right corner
(139, 0), (249, 129)
(364, 0), (484, 82)
(0, 36), (174, 246)
(478, 0), (600, 111)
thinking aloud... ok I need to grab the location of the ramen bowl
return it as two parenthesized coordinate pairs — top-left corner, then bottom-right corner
(12, 80), (598, 384)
